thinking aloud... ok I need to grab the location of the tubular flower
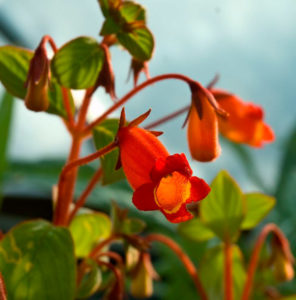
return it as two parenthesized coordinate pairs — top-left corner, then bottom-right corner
(117, 108), (210, 223)
(211, 89), (275, 147)
(24, 41), (50, 112)
(187, 82), (227, 162)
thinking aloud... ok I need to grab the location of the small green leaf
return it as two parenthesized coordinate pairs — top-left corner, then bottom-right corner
(119, 1), (146, 22)
(122, 218), (146, 235)
(51, 37), (104, 89)
(178, 218), (215, 242)
(200, 170), (245, 242)
(199, 245), (246, 300)
(0, 45), (74, 118)
(69, 211), (112, 257)
(100, 19), (121, 35)
(241, 193), (275, 230)
(76, 258), (102, 299)
(93, 119), (125, 185)
(0, 220), (76, 300)
(117, 27), (154, 61)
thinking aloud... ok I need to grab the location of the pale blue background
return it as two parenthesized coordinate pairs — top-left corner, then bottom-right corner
(0, 0), (295, 193)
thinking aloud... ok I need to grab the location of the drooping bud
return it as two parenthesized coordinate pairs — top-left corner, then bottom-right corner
(24, 40), (50, 112)
(270, 235), (294, 282)
(95, 44), (116, 100)
(130, 253), (158, 299)
(128, 58), (150, 86)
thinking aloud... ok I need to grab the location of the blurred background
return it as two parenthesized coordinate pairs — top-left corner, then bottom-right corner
(0, 0), (296, 299)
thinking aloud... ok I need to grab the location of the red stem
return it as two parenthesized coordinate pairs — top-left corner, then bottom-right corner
(68, 168), (103, 222)
(90, 234), (120, 259)
(241, 224), (290, 300)
(83, 73), (195, 134)
(145, 105), (190, 129)
(145, 234), (208, 300)
(224, 241), (233, 300)
(0, 272), (7, 300)
(54, 141), (117, 226)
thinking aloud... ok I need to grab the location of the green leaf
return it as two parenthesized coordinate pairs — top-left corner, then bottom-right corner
(51, 37), (104, 89)
(69, 211), (112, 257)
(76, 258), (102, 299)
(200, 170), (245, 242)
(119, 1), (146, 22)
(0, 45), (32, 99)
(0, 220), (76, 300)
(0, 45), (74, 118)
(92, 119), (125, 185)
(241, 193), (275, 230)
(117, 27), (154, 61)
(100, 18), (121, 35)
(122, 218), (146, 235)
(178, 218), (215, 242)
(0, 92), (14, 206)
(199, 245), (246, 300)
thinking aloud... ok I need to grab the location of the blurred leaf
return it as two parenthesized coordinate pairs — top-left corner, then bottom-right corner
(0, 45), (74, 118)
(199, 244), (246, 300)
(275, 125), (296, 215)
(0, 92), (14, 206)
(51, 37), (104, 89)
(69, 211), (112, 257)
(241, 193), (275, 230)
(117, 27), (154, 61)
(222, 138), (268, 192)
(178, 218), (215, 242)
(76, 258), (102, 299)
(122, 218), (146, 235)
(0, 220), (76, 300)
(93, 119), (125, 185)
(100, 18), (121, 35)
(200, 170), (245, 242)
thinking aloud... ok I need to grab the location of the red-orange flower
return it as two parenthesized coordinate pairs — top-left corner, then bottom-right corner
(211, 89), (275, 147)
(186, 83), (275, 162)
(117, 109), (210, 223)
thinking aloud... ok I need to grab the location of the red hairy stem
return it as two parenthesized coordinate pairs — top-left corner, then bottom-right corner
(83, 73), (195, 134)
(0, 272), (7, 300)
(89, 234), (121, 259)
(68, 168), (103, 222)
(241, 224), (290, 300)
(224, 241), (233, 300)
(145, 234), (208, 300)
(145, 105), (190, 129)
(96, 251), (124, 268)
(54, 141), (117, 226)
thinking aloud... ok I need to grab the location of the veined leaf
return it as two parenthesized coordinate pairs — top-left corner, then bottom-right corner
(51, 37), (105, 89)
(200, 170), (245, 242)
(0, 220), (76, 300)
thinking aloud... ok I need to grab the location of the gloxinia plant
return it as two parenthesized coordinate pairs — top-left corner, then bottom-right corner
(0, 0), (294, 300)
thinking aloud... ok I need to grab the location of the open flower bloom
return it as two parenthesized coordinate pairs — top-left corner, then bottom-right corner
(186, 82), (275, 162)
(117, 109), (210, 223)
(211, 89), (275, 147)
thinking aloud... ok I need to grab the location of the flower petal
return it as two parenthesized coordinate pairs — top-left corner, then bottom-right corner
(187, 97), (221, 162)
(161, 204), (193, 223)
(150, 153), (192, 183)
(133, 183), (158, 211)
(188, 176), (211, 203)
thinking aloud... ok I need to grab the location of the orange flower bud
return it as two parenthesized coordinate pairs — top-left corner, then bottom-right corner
(24, 42), (50, 112)
(212, 89), (275, 147)
(117, 108), (210, 223)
